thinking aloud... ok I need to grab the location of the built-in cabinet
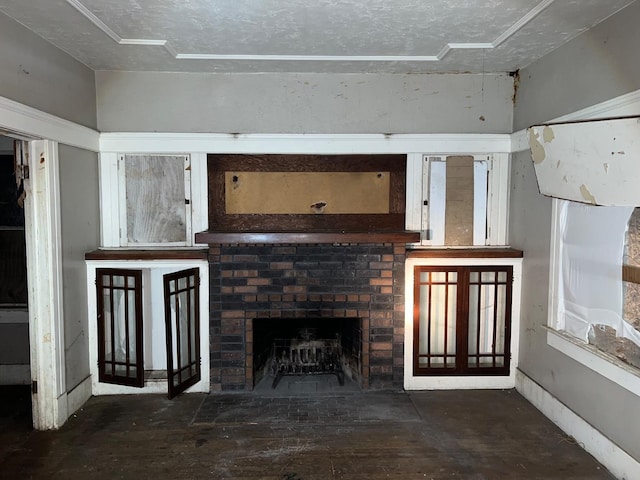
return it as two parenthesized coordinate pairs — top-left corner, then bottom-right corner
(86, 250), (209, 397)
(404, 249), (522, 390)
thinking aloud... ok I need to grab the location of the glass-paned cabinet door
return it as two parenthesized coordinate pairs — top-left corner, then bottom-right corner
(413, 266), (512, 376)
(96, 268), (144, 387)
(164, 268), (201, 399)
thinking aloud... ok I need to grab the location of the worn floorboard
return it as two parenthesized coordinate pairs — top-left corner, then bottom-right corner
(0, 386), (614, 479)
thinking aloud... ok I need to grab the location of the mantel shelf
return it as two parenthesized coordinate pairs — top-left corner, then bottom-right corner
(194, 231), (420, 244)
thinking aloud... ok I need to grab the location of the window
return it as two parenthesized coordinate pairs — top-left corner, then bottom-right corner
(97, 268), (144, 387)
(547, 199), (640, 393)
(413, 265), (513, 376)
(405, 154), (510, 246)
(119, 154), (191, 246)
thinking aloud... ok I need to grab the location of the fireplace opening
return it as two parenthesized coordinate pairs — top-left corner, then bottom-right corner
(252, 318), (362, 389)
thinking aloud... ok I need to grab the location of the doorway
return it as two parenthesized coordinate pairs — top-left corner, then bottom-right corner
(0, 135), (31, 429)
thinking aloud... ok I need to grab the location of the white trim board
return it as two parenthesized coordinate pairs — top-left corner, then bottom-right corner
(66, 375), (92, 416)
(99, 132), (512, 154)
(516, 369), (640, 480)
(510, 88), (640, 153)
(0, 96), (99, 152)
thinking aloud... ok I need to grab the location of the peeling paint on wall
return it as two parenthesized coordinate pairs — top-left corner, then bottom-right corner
(580, 184), (597, 204)
(542, 125), (555, 143)
(528, 128), (546, 164)
(529, 117), (640, 206)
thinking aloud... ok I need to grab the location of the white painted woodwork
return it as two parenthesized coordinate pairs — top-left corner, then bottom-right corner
(529, 117), (640, 206)
(486, 153), (510, 245)
(99, 153), (120, 247)
(24, 140), (67, 429)
(404, 153), (423, 233)
(190, 153), (208, 243)
(0, 96), (99, 152)
(99, 133), (512, 155)
(404, 256), (522, 390)
(85, 259), (210, 396)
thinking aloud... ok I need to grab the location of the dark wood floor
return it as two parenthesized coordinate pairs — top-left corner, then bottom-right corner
(0, 385), (614, 479)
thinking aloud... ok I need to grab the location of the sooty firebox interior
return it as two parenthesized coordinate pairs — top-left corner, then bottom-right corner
(253, 318), (362, 389)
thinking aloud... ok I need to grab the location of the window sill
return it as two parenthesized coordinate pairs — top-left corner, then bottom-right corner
(545, 327), (640, 397)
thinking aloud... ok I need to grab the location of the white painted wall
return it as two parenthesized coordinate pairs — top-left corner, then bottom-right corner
(59, 144), (100, 392)
(0, 12), (97, 129)
(96, 72), (513, 134)
(509, 149), (640, 463)
(513, 1), (640, 131)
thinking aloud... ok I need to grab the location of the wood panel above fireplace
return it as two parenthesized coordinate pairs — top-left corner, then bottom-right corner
(204, 154), (411, 234)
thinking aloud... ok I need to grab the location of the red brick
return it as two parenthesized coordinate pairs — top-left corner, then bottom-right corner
(270, 262), (294, 269)
(371, 342), (393, 351)
(221, 310), (245, 319)
(234, 269), (258, 278)
(380, 286), (393, 294)
(247, 278), (271, 286)
(370, 278), (393, 286)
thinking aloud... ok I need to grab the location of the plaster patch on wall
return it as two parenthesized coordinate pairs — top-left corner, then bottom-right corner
(580, 184), (597, 204)
(543, 125), (555, 143)
(528, 129), (546, 164)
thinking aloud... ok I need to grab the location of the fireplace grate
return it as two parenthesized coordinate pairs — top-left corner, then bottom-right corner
(270, 330), (344, 388)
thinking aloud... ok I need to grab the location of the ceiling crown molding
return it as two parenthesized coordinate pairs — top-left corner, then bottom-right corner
(65, 0), (555, 63)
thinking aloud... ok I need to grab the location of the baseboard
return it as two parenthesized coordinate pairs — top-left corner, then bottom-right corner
(515, 369), (640, 480)
(67, 375), (92, 416)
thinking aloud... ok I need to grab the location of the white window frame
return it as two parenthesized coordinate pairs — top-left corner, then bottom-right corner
(405, 153), (509, 246)
(99, 152), (208, 248)
(546, 198), (640, 397)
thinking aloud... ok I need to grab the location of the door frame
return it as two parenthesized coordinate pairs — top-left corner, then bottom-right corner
(0, 96), (100, 429)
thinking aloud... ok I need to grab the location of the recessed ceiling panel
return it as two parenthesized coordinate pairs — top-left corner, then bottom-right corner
(0, 0), (635, 73)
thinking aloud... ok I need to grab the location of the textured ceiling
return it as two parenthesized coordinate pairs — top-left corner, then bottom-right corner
(0, 0), (636, 73)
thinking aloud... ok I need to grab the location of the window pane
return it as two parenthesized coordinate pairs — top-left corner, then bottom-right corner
(481, 271), (495, 282)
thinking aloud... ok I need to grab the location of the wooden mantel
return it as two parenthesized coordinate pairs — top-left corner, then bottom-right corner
(194, 231), (420, 244)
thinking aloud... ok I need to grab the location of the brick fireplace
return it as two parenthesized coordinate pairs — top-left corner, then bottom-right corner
(207, 242), (409, 391)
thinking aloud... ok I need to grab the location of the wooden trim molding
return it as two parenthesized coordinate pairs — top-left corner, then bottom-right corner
(207, 154), (408, 233)
(194, 231), (420, 245)
(622, 264), (640, 284)
(85, 249), (209, 261)
(407, 248), (523, 259)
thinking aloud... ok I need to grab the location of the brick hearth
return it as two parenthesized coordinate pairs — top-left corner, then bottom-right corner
(208, 243), (407, 391)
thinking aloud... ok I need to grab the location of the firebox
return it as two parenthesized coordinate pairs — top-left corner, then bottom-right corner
(252, 317), (362, 388)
